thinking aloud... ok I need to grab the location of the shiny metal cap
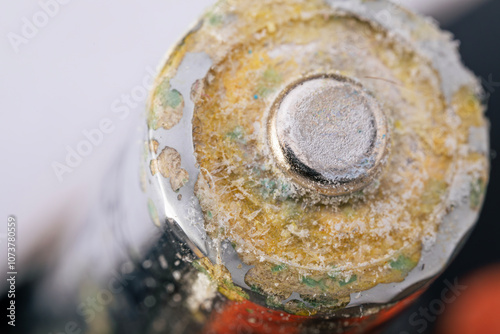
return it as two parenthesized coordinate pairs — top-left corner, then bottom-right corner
(268, 74), (389, 196)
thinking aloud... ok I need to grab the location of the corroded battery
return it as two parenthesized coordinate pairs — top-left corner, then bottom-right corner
(141, 0), (490, 332)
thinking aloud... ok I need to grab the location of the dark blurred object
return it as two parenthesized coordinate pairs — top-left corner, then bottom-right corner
(383, 1), (500, 333)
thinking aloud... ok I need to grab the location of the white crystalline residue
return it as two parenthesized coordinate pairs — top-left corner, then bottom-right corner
(267, 42), (319, 59)
(287, 224), (310, 238)
(448, 174), (471, 207)
(245, 209), (262, 221)
(444, 136), (457, 152)
(253, 121), (261, 137)
(187, 272), (216, 313)
(421, 231), (437, 252)
(392, 173), (403, 183)
(468, 126), (489, 154)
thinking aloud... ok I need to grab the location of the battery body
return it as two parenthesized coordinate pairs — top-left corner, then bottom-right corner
(136, 0), (491, 333)
(29, 1), (489, 334)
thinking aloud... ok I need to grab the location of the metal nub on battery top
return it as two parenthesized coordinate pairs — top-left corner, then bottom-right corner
(268, 75), (389, 196)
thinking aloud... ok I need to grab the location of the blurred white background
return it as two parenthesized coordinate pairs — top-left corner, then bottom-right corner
(0, 0), (489, 282)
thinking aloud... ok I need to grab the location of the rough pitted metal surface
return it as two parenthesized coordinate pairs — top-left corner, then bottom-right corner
(270, 75), (388, 195)
(280, 81), (377, 173)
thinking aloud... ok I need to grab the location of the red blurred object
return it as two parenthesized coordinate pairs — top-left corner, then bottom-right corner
(436, 265), (500, 334)
(202, 290), (423, 334)
(203, 300), (305, 334)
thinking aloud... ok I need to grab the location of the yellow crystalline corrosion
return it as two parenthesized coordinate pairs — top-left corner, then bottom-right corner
(150, 0), (489, 311)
